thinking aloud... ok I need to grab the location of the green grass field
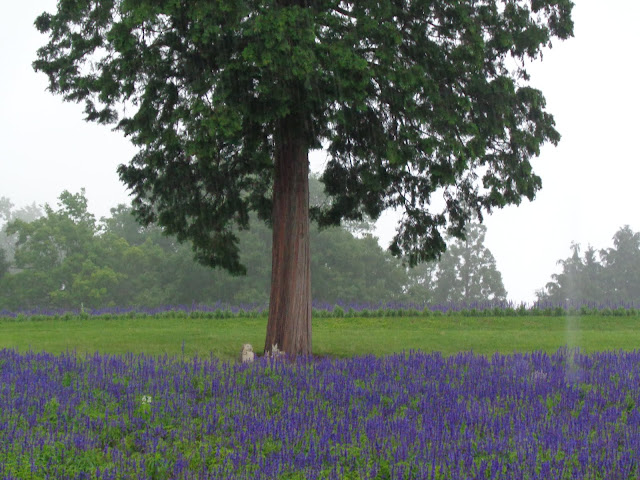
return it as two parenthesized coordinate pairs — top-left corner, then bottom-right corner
(2, 314), (640, 361)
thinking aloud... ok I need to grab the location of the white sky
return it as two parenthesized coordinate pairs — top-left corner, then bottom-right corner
(1, 1), (639, 305)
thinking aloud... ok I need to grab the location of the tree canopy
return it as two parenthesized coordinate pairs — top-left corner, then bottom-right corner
(34, 0), (573, 267)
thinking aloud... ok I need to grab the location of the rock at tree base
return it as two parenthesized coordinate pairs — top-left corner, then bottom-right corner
(240, 344), (255, 363)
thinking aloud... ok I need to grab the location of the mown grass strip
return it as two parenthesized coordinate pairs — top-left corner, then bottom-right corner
(2, 315), (640, 361)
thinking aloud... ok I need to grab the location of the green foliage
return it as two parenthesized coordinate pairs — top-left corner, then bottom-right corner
(0, 247), (8, 280)
(33, 0), (574, 273)
(0, 199), (44, 271)
(312, 227), (406, 303)
(538, 226), (640, 304)
(0, 191), (183, 310)
(406, 222), (507, 304)
(0, 187), (409, 309)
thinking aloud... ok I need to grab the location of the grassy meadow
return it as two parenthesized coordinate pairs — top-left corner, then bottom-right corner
(4, 314), (640, 479)
(2, 314), (640, 361)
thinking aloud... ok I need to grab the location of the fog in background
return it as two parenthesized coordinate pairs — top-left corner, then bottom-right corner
(1, 1), (639, 304)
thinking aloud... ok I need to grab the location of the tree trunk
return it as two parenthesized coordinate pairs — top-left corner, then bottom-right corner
(265, 120), (312, 360)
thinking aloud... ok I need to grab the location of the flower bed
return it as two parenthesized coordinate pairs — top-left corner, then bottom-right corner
(2, 299), (640, 321)
(1, 348), (639, 479)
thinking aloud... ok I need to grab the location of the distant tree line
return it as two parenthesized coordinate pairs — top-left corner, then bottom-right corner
(537, 226), (640, 305)
(0, 178), (507, 311)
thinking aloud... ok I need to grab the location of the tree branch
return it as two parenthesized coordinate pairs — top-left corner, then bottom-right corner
(331, 5), (357, 19)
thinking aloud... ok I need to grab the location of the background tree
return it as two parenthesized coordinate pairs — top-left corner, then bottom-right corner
(34, 0), (573, 357)
(0, 189), (407, 310)
(537, 226), (640, 305)
(404, 260), (438, 305)
(102, 204), (161, 247)
(599, 226), (640, 302)
(102, 178), (407, 305)
(0, 198), (43, 270)
(538, 242), (603, 304)
(406, 222), (507, 304)
(580, 246), (605, 302)
(312, 227), (406, 303)
(0, 248), (8, 281)
(0, 197), (16, 275)
(434, 223), (507, 304)
(0, 197), (12, 225)
(5, 190), (107, 309)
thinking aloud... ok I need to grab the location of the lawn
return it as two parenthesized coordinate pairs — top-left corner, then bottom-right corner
(1, 314), (640, 361)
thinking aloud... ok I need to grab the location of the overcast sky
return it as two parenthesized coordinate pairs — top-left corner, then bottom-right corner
(1, 1), (639, 305)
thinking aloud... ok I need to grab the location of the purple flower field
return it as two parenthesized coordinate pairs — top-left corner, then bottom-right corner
(1, 348), (639, 479)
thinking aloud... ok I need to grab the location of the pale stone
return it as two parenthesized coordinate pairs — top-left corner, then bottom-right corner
(265, 343), (285, 360)
(240, 343), (255, 363)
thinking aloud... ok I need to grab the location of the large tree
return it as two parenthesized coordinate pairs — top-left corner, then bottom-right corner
(34, 0), (573, 358)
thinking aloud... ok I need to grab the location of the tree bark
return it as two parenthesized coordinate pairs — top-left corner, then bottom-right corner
(265, 120), (312, 359)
